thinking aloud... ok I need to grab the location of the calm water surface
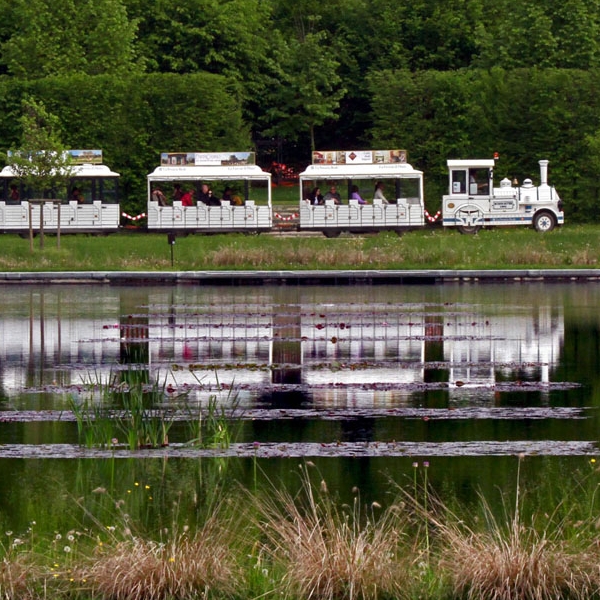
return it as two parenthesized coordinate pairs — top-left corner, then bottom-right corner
(0, 282), (599, 534)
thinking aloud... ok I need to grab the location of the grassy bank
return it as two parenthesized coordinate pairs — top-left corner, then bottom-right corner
(3, 224), (599, 271)
(2, 460), (600, 600)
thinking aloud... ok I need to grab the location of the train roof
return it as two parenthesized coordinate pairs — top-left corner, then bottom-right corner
(299, 162), (422, 179)
(148, 164), (271, 181)
(0, 164), (120, 178)
(447, 159), (496, 169)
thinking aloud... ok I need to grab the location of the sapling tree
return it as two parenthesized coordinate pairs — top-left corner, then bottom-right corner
(6, 97), (73, 248)
(8, 97), (72, 188)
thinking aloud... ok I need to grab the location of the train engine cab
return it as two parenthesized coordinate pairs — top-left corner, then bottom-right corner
(299, 149), (425, 238)
(147, 151), (272, 234)
(442, 158), (564, 233)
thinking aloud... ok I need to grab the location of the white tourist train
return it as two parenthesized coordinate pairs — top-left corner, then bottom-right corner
(146, 151), (272, 233)
(0, 149), (564, 236)
(298, 149), (425, 237)
(442, 158), (564, 233)
(0, 149), (120, 234)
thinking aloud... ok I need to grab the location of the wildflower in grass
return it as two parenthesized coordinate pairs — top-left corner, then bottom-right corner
(64, 546), (71, 553)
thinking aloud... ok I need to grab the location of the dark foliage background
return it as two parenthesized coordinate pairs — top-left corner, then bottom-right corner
(0, 0), (599, 218)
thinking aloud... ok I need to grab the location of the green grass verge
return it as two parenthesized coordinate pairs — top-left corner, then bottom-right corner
(2, 224), (598, 271)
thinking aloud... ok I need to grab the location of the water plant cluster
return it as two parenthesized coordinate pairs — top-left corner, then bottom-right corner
(2, 460), (600, 600)
(68, 371), (239, 450)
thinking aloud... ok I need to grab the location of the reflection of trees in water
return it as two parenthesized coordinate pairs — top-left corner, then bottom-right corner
(340, 417), (375, 442)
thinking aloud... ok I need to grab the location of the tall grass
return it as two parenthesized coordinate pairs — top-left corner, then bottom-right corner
(70, 370), (241, 450)
(80, 514), (240, 600)
(247, 464), (411, 600)
(423, 457), (600, 600)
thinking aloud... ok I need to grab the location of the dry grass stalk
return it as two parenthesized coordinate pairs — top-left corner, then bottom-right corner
(436, 500), (600, 600)
(1, 557), (32, 600)
(81, 514), (239, 600)
(250, 467), (409, 600)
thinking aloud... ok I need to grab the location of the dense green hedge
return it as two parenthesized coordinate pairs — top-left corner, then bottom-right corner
(2, 68), (600, 222)
(0, 73), (250, 214)
(369, 68), (600, 221)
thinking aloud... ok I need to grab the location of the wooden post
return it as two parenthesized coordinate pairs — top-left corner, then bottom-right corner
(56, 201), (61, 249)
(28, 202), (33, 253)
(39, 200), (44, 249)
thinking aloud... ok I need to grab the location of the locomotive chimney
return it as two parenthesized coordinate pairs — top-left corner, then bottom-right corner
(539, 160), (549, 186)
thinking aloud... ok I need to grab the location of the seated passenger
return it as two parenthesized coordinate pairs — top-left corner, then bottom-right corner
(198, 183), (221, 206)
(9, 184), (20, 203)
(181, 189), (194, 206)
(308, 187), (324, 205)
(323, 185), (341, 204)
(151, 186), (167, 206)
(221, 187), (233, 202)
(373, 182), (389, 204)
(71, 187), (83, 203)
(350, 185), (366, 204)
(173, 183), (184, 202)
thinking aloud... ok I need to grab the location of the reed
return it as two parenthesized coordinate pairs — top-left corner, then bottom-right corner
(70, 371), (184, 449)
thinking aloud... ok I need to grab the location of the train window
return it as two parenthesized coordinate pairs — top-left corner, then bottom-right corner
(469, 168), (489, 195)
(451, 170), (467, 194)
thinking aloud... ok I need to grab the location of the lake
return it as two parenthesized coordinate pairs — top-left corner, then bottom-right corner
(0, 282), (599, 535)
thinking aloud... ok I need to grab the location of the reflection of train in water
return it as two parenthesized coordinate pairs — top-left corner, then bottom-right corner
(0, 149), (564, 236)
(0, 288), (565, 409)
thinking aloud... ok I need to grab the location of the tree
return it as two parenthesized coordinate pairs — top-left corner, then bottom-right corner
(0, 0), (140, 78)
(7, 97), (72, 192)
(261, 30), (346, 156)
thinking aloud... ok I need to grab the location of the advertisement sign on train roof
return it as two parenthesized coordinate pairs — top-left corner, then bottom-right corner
(312, 149), (407, 165)
(160, 152), (255, 166)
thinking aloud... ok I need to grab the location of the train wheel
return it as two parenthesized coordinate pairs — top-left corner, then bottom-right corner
(457, 225), (481, 235)
(323, 230), (341, 238)
(533, 211), (555, 232)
